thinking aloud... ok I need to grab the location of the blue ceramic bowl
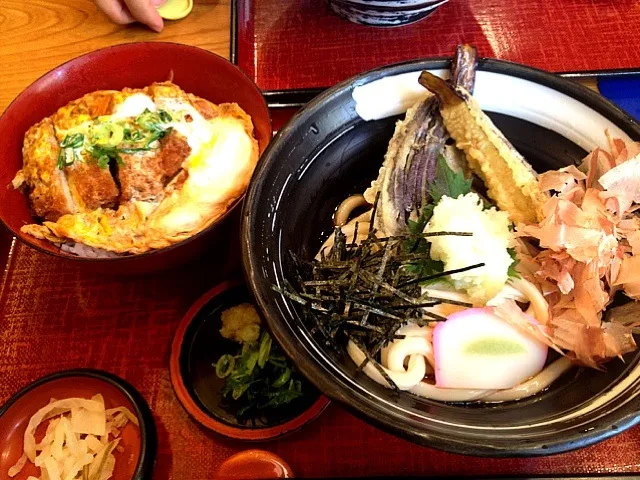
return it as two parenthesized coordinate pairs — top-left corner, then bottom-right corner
(327, 0), (449, 27)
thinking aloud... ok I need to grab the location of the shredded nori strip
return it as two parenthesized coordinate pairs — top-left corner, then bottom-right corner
(351, 221), (360, 246)
(277, 220), (483, 386)
(369, 191), (381, 234)
(367, 231), (472, 244)
(397, 262), (485, 288)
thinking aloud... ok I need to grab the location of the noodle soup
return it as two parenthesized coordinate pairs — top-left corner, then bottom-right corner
(276, 45), (638, 404)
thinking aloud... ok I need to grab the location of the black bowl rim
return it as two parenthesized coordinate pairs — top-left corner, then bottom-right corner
(242, 56), (640, 457)
(0, 41), (271, 264)
(0, 368), (157, 479)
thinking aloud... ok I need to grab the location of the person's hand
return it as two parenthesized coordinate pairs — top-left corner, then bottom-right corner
(94, 0), (165, 32)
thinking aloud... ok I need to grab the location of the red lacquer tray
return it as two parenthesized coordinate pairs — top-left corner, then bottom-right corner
(2, 119), (640, 478)
(234, 0), (640, 93)
(4, 10), (640, 467)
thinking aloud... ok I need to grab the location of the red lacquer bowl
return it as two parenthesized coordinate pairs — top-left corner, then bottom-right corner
(0, 369), (156, 480)
(170, 281), (330, 441)
(0, 42), (271, 274)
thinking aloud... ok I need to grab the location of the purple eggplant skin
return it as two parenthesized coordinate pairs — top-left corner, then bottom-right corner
(388, 44), (478, 228)
(451, 44), (478, 94)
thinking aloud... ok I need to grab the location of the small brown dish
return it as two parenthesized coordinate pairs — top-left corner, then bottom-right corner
(170, 281), (329, 441)
(215, 450), (294, 479)
(0, 369), (156, 480)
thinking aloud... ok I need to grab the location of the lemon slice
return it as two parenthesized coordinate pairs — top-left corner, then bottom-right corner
(157, 0), (193, 20)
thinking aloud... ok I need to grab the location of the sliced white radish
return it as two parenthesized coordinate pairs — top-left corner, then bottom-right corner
(433, 307), (548, 389)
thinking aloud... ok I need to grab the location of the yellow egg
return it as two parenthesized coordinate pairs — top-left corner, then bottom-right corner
(16, 82), (259, 255)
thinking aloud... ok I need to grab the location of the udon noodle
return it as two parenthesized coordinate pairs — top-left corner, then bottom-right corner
(322, 195), (573, 403)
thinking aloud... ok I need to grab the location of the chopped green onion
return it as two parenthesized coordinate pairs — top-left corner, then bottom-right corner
(272, 368), (291, 388)
(130, 129), (145, 141)
(60, 133), (85, 149)
(56, 149), (77, 170)
(96, 155), (110, 169)
(215, 354), (235, 378)
(134, 109), (156, 130)
(257, 333), (272, 368)
(67, 107), (175, 169)
(123, 128), (145, 142)
(135, 108), (172, 131)
(268, 354), (287, 368)
(216, 324), (305, 420)
(232, 383), (250, 400)
(244, 350), (259, 375)
(144, 128), (170, 148)
(158, 109), (173, 123)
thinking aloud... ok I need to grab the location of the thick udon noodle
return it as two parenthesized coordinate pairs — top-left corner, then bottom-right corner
(320, 195), (573, 403)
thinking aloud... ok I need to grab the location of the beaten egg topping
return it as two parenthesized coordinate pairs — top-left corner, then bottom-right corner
(12, 82), (259, 254)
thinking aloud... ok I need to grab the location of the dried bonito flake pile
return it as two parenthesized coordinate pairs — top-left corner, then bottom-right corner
(517, 134), (640, 368)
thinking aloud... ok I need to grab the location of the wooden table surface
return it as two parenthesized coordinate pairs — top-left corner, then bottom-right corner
(1, 0), (602, 117)
(0, 0), (230, 113)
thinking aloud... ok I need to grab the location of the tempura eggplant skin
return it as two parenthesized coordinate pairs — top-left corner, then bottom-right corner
(451, 44), (478, 94)
(364, 99), (445, 235)
(418, 71), (548, 225)
(365, 45), (478, 235)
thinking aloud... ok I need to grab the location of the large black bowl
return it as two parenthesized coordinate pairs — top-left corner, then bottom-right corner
(241, 57), (640, 456)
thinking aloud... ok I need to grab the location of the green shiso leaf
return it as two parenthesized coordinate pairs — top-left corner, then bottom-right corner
(429, 154), (472, 203)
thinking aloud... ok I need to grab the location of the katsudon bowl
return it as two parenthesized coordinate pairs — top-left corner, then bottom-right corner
(242, 57), (640, 456)
(0, 43), (271, 274)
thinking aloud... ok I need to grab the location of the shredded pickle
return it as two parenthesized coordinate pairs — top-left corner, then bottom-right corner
(7, 397), (138, 480)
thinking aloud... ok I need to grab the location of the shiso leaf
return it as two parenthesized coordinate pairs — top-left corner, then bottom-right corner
(429, 154), (472, 203)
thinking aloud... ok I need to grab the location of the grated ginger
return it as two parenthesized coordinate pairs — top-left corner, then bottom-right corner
(220, 303), (261, 343)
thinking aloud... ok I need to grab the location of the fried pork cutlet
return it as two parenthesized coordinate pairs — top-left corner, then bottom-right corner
(13, 118), (77, 220)
(52, 93), (120, 211)
(118, 130), (191, 202)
